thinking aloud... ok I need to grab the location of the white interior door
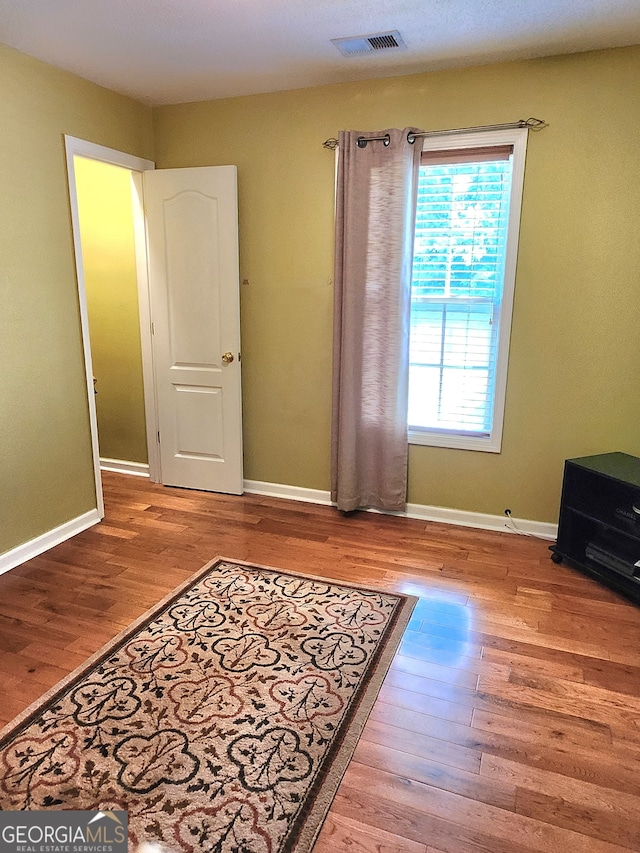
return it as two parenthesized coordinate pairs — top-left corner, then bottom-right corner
(143, 166), (243, 494)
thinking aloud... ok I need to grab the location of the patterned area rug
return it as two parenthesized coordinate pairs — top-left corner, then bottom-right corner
(0, 557), (416, 852)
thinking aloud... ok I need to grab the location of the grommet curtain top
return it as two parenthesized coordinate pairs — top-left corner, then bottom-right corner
(322, 117), (547, 150)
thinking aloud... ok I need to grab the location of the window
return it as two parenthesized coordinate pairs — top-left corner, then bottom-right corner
(408, 128), (528, 452)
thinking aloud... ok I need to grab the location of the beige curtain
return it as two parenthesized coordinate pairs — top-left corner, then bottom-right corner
(331, 128), (421, 513)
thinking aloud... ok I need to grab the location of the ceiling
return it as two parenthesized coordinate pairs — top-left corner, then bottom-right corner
(1, 0), (639, 106)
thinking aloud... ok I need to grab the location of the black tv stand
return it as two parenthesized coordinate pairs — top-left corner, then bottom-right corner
(550, 452), (640, 606)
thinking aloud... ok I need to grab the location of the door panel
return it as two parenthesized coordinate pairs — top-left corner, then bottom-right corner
(174, 384), (224, 459)
(144, 166), (243, 494)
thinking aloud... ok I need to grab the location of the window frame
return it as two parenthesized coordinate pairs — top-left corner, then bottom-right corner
(408, 127), (528, 453)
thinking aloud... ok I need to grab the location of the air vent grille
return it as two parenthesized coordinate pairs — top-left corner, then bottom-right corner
(331, 30), (407, 57)
(369, 34), (400, 50)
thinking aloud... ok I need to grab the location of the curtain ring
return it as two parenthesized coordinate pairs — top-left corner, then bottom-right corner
(356, 133), (391, 148)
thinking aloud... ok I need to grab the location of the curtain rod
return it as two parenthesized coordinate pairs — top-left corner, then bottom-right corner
(322, 117), (547, 150)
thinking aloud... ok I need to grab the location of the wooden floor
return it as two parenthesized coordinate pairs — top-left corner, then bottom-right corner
(1, 472), (640, 852)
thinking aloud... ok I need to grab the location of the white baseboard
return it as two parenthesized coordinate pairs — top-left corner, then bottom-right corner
(0, 509), (102, 576)
(243, 479), (557, 541)
(403, 501), (557, 540)
(100, 458), (150, 478)
(0, 479), (556, 578)
(243, 479), (332, 506)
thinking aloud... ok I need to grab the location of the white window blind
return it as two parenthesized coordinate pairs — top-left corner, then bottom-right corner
(408, 138), (520, 450)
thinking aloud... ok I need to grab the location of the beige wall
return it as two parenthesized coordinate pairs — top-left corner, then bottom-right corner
(75, 157), (148, 464)
(0, 44), (153, 555)
(153, 46), (640, 523)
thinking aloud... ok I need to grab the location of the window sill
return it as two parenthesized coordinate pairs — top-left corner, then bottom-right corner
(408, 428), (501, 453)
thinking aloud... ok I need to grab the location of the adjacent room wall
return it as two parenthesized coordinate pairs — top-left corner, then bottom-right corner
(0, 44), (153, 556)
(74, 157), (148, 465)
(153, 45), (640, 523)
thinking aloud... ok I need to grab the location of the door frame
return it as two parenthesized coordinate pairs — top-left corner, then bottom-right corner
(64, 135), (158, 517)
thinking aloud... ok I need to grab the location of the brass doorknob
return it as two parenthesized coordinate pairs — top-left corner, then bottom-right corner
(221, 352), (234, 364)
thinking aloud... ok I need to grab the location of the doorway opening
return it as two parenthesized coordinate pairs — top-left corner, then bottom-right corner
(65, 136), (158, 517)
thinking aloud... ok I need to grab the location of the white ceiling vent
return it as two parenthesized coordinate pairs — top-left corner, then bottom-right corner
(331, 30), (407, 57)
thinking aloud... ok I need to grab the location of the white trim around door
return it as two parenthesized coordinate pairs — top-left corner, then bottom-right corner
(64, 136), (157, 517)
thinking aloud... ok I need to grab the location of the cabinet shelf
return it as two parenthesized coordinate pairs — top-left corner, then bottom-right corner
(550, 452), (640, 606)
(561, 505), (640, 545)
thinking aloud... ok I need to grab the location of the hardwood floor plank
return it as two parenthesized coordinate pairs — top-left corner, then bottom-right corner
(331, 785), (526, 853)
(314, 813), (427, 853)
(472, 709), (640, 797)
(377, 684), (474, 726)
(341, 763), (632, 853)
(515, 788), (640, 851)
(369, 698), (614, 770)
(409, 596), (475, 629)
(398, 633), (483, 669)
(390, 653), (479, 690)
(352, 740), (516, 810)
(480, 646), (586, 683)
(384, 668), (481, 703)
(0, 650), (69, 691)
(582, 658), (640, 695)
(481, 753), (640, 848)
(361, 718), (482, 775)
(477, 669), (640, 732)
